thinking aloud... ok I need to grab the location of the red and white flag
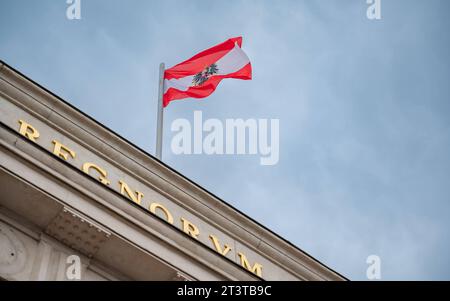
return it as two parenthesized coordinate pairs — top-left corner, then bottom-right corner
(163, 37), (252, 107)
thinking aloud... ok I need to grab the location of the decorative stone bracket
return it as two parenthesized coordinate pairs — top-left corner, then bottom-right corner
(45, 207), (111, 258)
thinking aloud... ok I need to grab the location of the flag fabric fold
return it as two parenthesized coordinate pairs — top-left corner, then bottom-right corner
(163, 37), (252, 107)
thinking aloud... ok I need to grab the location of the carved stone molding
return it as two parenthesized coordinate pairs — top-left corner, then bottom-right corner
(0, 221), (27, 275)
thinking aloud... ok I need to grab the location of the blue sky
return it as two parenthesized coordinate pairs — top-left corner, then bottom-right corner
(1, 0), (449, 280)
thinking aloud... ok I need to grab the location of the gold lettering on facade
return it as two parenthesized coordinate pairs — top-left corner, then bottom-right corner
(13, 120), (265, 278)
(237, 252), (263, 277)
(18, 120), (40, 142)
(180, 217), (200, 239)
(82, 162), (111, 185)
(149, 202), (174, 224)
(118, 180), (144, 205)
(52, 140), (76, 161)
(209, 235), (231, 256)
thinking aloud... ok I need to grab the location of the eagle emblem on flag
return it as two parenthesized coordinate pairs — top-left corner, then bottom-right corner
(163, 37), (251, 107)
(192, 63), (219, 86)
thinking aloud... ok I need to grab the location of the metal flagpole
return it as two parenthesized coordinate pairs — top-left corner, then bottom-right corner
(156, 62), (165, 160)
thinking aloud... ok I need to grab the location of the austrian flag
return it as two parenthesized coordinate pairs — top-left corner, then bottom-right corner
(163, 37), (252, 107)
